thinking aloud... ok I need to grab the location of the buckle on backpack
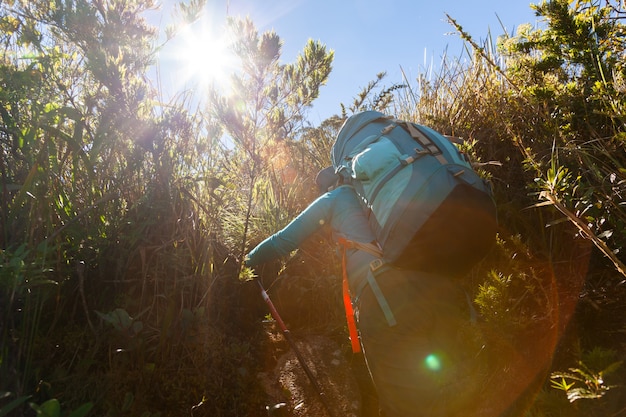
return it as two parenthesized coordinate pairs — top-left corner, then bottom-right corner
(381, 124), (396, 135)
(370, 258), (384, 272)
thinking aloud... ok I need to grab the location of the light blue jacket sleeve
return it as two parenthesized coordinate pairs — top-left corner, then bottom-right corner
(245, 186), (375, 267)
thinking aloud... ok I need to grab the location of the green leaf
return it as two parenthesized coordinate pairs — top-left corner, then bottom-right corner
(0, 395), (31, 417)
(601, 360), (623, 377)
(238, 266), (257, 282)
(67, 402), (93, 417)
(34, 399), (61, 417)
(121, 392), (134, 412)
(95, 308), (134, 331)
(550, 376), (575, 392)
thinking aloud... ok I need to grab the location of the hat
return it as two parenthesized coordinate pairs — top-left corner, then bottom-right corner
(315, 166), (339, 193)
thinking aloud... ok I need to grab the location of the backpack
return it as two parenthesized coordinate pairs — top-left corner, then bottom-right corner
(332, 111), (497, 277)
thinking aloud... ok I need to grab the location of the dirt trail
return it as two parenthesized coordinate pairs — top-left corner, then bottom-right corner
(257, 321), (372, 417)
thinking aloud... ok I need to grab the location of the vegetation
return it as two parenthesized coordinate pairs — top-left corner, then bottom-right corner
(1, 0), (625, 416)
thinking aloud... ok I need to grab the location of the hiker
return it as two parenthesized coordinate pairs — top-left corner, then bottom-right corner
(245, 168), (481, 417)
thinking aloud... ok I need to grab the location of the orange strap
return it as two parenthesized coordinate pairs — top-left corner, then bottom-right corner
(339, 239), (361, 353)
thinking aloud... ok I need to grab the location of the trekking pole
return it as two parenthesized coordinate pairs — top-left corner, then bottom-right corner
(256, 280), (337, 417)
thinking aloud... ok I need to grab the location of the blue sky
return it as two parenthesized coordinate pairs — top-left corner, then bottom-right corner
(148, 0), (541, 122)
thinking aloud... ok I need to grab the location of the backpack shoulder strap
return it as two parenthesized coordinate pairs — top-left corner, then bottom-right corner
(365, 261), (397, 327)
(392, 120), (451, 165)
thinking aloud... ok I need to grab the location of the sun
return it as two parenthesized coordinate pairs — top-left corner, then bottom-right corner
(172, 17), (238, 92)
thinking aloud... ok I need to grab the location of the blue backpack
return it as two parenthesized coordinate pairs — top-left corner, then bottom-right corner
(332, 111), (497, 277)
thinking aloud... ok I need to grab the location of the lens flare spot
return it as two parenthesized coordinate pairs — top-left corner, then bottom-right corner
(424, 354), (441, 371)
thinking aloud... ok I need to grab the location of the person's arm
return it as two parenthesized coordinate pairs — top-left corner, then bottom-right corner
(245, 191), (335, 267)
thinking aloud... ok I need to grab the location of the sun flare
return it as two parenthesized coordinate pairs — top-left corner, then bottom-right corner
(172, 18), (237, 91)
